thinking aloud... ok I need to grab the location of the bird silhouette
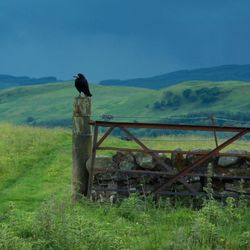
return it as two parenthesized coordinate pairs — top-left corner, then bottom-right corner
(74, 73), (92, 97)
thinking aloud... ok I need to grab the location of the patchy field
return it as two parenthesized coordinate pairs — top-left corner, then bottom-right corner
(0, 124), (249, 249)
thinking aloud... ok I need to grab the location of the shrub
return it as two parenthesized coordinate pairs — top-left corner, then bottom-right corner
(31, 198), (129, 250)
(117, 194), (145, 222)
(239, 231), (250, 250)
(153, 91), (182, 110)
(182, 89), (192, 99)
(0, 224), (31, 250)
(189, 216), (219, 248)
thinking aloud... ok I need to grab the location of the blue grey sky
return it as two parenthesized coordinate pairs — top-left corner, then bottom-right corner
(0, 0), (250, 82)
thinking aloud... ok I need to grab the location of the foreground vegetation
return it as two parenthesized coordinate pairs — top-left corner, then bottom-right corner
(1, 194), (250, 250)
(0, 124), (250, 249)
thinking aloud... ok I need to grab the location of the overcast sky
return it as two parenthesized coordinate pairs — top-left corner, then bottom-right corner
(0, 0), (250, 82)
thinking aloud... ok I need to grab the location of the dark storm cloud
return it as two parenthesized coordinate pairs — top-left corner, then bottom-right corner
(0, 0), (250, 82)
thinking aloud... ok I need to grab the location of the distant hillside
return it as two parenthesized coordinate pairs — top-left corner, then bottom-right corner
(0, 74), (59, 88)
(1, 80), (250, 128)
(0, 82), (159, 127)
(100, 65), (250, 89)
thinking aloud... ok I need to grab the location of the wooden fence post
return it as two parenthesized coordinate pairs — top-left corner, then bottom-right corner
(72, 96), (92, 200)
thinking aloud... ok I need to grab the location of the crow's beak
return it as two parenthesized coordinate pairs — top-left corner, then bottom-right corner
(73, 76), (77, 78)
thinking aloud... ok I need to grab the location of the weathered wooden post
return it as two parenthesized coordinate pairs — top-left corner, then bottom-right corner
(72, 96), (92, 200)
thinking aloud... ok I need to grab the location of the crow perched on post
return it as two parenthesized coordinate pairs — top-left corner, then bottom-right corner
(74, 73), (92, 97)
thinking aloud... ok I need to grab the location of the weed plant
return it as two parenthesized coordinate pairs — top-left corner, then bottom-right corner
(0, 193), (249, 250)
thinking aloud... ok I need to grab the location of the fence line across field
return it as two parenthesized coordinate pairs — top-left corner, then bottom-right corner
(215, 117), (250, 124)
(91, 115), (209, 121)
(92, 114), (250, 125)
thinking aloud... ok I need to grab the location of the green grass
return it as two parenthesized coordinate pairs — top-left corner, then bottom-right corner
(0, 124), (72, 211)
(0, 124), (249, 249)
(1, 123), (250, 211)
(99, 133), (250, 158)
(1, 80), (250, 126)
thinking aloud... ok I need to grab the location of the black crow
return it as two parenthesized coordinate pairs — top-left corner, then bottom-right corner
(74, 73), (92, 97)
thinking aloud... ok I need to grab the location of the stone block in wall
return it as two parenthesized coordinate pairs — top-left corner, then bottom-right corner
(86, 156), (113, 172)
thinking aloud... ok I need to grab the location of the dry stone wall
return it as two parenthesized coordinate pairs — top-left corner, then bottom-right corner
(88, 150), (250, 201)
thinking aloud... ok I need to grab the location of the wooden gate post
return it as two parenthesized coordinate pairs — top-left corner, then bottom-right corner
(72, 96), (92, 200)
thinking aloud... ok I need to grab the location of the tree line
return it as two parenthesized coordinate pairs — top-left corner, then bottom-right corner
(153, 87), (230, 110)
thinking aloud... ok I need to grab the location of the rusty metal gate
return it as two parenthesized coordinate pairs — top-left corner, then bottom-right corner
(87, 121), (250, 199)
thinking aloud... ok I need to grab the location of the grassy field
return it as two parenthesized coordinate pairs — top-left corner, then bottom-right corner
(0, 123), (250, 249)
(1, 80), (250, 127)
(0, 124), (71, 211)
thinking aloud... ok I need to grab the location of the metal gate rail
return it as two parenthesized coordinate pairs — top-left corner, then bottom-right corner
(87, 121), (250, 198)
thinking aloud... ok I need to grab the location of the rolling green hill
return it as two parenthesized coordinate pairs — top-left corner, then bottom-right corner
(158, 80), (250, 114)
(100, 64), (250, 89)
(1, 80), (250, 127)
(0, 82), (159, 126)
